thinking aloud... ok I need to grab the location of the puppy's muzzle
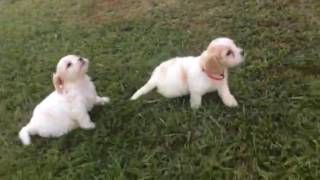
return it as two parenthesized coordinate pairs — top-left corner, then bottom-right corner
(79, 57), (86, 66)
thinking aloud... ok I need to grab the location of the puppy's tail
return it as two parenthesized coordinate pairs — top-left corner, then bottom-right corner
(130, 76), (157, 100)
(19, 125), (32, 146)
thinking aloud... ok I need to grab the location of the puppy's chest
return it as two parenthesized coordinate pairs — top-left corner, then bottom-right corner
(80, 83), (96, 104)
(69, 82), (96, 108)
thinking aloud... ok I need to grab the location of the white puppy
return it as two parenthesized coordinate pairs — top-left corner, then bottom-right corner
(130, 37), (244, 109)
(19, 55), (110, 145)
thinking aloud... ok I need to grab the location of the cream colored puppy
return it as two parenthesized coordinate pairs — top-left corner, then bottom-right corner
(19, 55), (110, 145)
(130, 37), (244, 109)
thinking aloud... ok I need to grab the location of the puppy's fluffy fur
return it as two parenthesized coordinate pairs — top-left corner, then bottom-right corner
(19, 55), (110, 145)
(131, 37), (244, 109)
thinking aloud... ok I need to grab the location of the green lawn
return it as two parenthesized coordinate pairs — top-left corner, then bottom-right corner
(0, 0), (319, 179)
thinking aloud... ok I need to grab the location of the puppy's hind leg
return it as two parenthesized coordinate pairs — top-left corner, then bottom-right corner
(77, 112), (95, 129)
(74, 105), (96, 129)
(130, 75), (157, 100)
(190, 93), (202, 109)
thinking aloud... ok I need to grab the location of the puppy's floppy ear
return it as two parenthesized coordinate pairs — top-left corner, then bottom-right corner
(52, 73), (64, 94)
(202, 50), (224, 74)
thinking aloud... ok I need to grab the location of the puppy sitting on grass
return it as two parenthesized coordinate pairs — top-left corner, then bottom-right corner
(130, 37), (244, 109)
(19, 55), (110, 145)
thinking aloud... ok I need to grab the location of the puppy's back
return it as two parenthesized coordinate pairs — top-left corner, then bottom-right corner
(154, 57), (196, 97)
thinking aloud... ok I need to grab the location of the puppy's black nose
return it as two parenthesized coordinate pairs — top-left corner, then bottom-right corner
(79, 57), (84, 62)
(241, 50), (244, 56)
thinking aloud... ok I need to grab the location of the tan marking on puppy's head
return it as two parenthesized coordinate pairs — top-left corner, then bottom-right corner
(201, 45), (229, 75)
(52, 73), (64, 94)
(53, 55), (89, 94)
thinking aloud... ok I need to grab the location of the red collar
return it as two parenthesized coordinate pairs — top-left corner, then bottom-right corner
(202, 68), (224, 80)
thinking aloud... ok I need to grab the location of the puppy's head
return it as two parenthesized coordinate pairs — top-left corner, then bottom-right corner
(52, 55), (89, 93)
(207, 37), (244, 68)
(201, 38), (243, 75)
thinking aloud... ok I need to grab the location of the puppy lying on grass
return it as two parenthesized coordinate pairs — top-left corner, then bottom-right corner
(131, 37), (244, 109)
(19, 55), (110, 145)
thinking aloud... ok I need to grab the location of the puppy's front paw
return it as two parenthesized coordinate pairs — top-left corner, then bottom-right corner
(190, 100), (201, 109)
(191, 103), (201, 109)
(223, 95), (238, 107)
(190, 94), (202, 110)
(101, 96), (110, 104)
(80, 122), (96, 130)
(97, 96), (110, 105)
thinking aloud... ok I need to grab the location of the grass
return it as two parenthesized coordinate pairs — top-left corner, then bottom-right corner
(0, 0), (319, 179)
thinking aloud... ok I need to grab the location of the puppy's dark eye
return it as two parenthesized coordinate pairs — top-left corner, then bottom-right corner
(226, 50), (233, 56)
(66, 62), (72, 68)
